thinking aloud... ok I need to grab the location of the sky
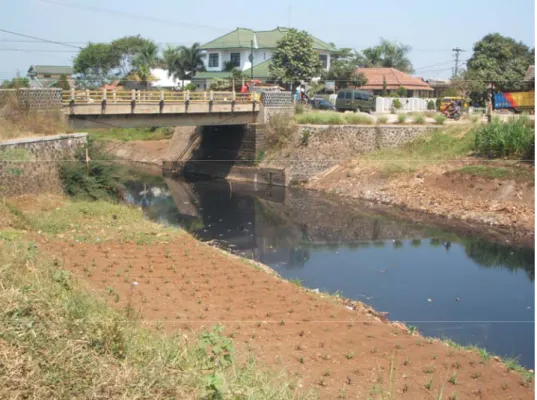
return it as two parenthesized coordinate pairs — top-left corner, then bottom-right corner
(0, 0), (534, 81)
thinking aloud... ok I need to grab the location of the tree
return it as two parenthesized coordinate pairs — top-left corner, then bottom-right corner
(73, 35), (157, 88)
(178, 43), (205, 78)
(132, 40), (159, 89)
(269, 29), (322, 85)
(362, 39), (413, 73)
(464, 33), (534, 104)
(1, 77), (29, 88)
(323, 48), (368, 90)
(53, 74), (71, 90)
(73, 43), (118, 88)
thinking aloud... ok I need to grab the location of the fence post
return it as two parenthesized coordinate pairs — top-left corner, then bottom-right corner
(101, 89), (107, 114)
(131, 90), (136, 113)
(159, 90), (164, 113)
(185, 90), (190, 113)
(113, 90), (117, 103)
(70, 88), (75, 102)
(86, 89), (90, 103)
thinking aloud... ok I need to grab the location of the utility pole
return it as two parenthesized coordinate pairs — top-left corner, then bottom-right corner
(452, 47), (465, 79)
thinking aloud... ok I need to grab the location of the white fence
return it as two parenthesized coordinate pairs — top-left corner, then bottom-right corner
(375, 97), (437, 113)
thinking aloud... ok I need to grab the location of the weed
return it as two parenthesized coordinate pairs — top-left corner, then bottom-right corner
(407, 325), (418, 334)
(473, 116), (534, 159)
(403, 357), (409, 366)
(397, 113), (408, 124)
(435, 114), (447, 125)
(377, 115), (389, 124)
(413, 114), (425, 124)
(345, 352), (354, 360)
(448, 372), (458, 385)
(289, 278), (302, 287)
(424, 377), (433, 390)
(322, 369), (331, 377)
(471, 372), (481, 379)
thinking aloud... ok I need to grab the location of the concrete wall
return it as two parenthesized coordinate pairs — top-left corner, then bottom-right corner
(263, 124), (439, 183)
(0, 133), (87, 197)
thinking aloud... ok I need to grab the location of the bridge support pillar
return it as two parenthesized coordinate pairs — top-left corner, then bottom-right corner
(240, 124), (266, 165)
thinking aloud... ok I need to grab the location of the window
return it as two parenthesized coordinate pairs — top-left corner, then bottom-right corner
(208, 53), (219, 68)
(263, 52), (266, 60)
(319, 54), (328, 69)
(337, 92), (345, 99)
(43, 74), (51, 78)
(230, 53), (240, 67)
(407, 90), (414, 98)
(345, 91), (352, 100)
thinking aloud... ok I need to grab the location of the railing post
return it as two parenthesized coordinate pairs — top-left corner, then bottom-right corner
(232, 88), (236, 112)
(85, 89), (90, 103)
(159, 90), (164, 113)
(209, 90), (214, 112)
(131, 90), (136, 113)
(185, 90), (190, 113)
(113, 90), (117, 103)
(101, 89), (107, 114)
(70, 88), (75, 102)
(69, 88), (75, 113)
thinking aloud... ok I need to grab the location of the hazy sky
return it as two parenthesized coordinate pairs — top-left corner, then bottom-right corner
(0, 0), (534, 81)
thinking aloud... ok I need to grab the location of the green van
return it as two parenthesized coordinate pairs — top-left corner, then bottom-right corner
(335, 89), (376, 113)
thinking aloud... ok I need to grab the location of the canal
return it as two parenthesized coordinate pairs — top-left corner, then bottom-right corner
(123, 176), (535, 368)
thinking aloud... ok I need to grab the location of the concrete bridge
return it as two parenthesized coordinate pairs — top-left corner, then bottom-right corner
(62, 89), (261, 129)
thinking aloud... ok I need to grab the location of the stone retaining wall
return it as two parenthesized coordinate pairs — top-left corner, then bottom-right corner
(0, 133), (87, 197)
(263, 124), (439, 183)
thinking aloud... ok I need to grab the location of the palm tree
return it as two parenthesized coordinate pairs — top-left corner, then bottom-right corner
(362, 39), (413, 73)
(178, 42), (205, 79)
(132, 41), (159, 89)
(163, 45), (185, 85)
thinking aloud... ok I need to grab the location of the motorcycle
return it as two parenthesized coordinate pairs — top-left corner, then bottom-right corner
(443, 109), (461, 121)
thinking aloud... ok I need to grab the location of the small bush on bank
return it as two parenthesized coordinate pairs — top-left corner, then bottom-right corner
(343, 113), (374, 125)
(267, 112), (297, 149)
(397, 113), (407, 124)
(393, 99), (402, 110)
(473, 116), (534, 160)
(295, 102), (305, 114)
(435, 114), (447, 125)
(413, 114), (425, 124)
(377, 116), (389, 124)
(427, 100), (435, 110)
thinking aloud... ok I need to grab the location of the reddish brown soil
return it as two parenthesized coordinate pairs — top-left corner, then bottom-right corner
(40, 233), (533, 400)
(308, 161), (535, 248)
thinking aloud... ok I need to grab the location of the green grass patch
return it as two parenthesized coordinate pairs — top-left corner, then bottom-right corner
(473, 116), (534, 160)
(296, 111), (373, 125)
(87, 127), (174, 142)
(455, 165), (534, 182)
(361, 127), (474, 175)
(0, 147), (36, 161)
(0, 238), (312, 399)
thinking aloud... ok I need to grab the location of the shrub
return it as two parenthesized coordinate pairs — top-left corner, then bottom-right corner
(377, 116), (389, 124)
(295, 102), (305, 114)
(393, 99), (402, 110)
(427, 100), (435, 110)
(296, 111), (343, 125)
(473, 116), (534, 160)
(435, 98), (441, 110)
(267, 112), (296, 148)
(413, 114), (425, 124)
(344, 113), (373, 125)
(397, 113), (407, 124)
(435, 114), (447, 125)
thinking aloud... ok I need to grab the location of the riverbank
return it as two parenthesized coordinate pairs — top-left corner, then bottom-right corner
(1, 194), (533, 399)
(99, 127), (535, 247)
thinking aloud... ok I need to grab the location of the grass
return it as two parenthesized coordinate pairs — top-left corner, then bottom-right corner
(0, 200), (315, 400)
(413, 114), (425, 124)
(0, 96), (68, 140)
(435, 114), (447, 125)
(360, 127), (474, 175)
(377, 116), (388, 124)
(473, 116), (534, 160)
(455, 165), (534, 182)
(0, 147), (36, 161)
(296, 111), (373, 125)
(87, 127), (174, 142)
(397, 114), (407, 124)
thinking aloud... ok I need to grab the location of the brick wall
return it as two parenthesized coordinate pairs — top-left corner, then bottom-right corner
(0, 133), (87, 197)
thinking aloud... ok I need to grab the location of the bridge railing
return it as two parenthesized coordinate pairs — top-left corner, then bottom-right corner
(61, 89), (259, 105)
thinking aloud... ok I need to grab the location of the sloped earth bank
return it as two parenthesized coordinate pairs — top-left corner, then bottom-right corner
(307, 160), (535, 248)
(11, 196), (534, 400)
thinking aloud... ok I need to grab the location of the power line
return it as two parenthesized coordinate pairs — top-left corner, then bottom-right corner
(0, 48), (78, 52)
(0, 28), (82, 49)
(38, 0), (229, 32)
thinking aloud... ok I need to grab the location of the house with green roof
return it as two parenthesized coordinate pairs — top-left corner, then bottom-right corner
(27, 65), (74, 89)
(192, 27), (336, 89)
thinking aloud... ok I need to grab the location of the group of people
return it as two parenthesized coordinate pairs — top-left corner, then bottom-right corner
(295, 85), (309, 103)
(445, 99), (463, 115)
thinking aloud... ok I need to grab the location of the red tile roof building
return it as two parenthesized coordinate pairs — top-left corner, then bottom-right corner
(356, 67), (433, 97)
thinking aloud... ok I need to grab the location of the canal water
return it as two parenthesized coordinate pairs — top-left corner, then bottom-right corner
(123, 176), (535, 368)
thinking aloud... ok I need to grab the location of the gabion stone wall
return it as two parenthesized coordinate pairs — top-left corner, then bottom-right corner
(261, 91), (293, 107)
(0, 88), (62, 110)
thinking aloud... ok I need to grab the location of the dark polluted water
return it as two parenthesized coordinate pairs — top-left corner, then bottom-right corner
(123, 176), (535, 368)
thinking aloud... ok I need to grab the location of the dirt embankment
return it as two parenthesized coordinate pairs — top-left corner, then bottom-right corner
(103, 140), (169, 165)
(8, 195), (533, 400)
(307, 160), (535, 248)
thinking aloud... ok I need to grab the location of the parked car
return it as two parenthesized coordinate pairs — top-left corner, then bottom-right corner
(335, 89), (375, 113)
(311, 98), (336, 111)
